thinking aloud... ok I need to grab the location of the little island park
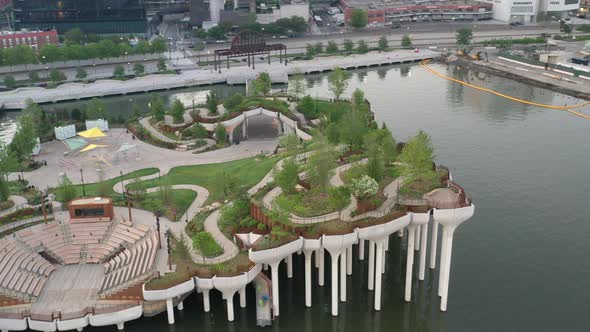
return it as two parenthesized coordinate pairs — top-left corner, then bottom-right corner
(0, 67), (474, 331)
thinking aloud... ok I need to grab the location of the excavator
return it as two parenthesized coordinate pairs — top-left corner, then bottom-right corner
(456, 47), (488, 61)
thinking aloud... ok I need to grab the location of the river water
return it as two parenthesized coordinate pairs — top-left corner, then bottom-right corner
(5, 63), (590, 331)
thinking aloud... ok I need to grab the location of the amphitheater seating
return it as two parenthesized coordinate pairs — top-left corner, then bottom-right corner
(100, 230), (158, 294)
(0, 219), (157, 301)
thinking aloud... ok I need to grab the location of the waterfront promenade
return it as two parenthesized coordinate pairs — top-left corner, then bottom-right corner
(0, 50), (438, 109)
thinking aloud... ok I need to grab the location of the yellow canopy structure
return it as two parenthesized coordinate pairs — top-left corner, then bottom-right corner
(80, 144), (107, 152)
(78, 127), (107, 138)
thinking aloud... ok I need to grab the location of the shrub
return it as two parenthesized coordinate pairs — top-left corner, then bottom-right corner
(56, 175), (77, 203)
(298, 95), (317, 118)
(223, 93), (244, 112)
(192, 231), (223, 257)
(257, 223), (267, 231)
(351, 175), (379, 199)
(275, 158), (299, 194)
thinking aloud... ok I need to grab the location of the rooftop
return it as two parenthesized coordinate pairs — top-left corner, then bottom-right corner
(69, 197), (112, 206)
(342, 0), (491, 11)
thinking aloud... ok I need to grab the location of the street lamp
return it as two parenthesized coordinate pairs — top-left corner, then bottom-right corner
(80, 168), (86, 196)
(207, 51), (211, 73)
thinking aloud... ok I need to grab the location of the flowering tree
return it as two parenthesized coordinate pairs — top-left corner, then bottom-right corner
(351, 175), (379, 199)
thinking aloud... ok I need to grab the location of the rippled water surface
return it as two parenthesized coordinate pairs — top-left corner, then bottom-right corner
(14, 63), (590, 331)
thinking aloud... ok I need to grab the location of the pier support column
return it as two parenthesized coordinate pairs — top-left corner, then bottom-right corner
(318, 249), (325, 286)
(405, 225), (417, 302)
(381, 239), (386, 274)
(368, 240), (375, 290)
(166, 298), (175, 325)
(287, 254), (293, 278)
(329, 251), (341, 316)
(116, 323), (124, 330)
(314, 249), (320, 268)
(177, 301), (184, 311)
(419, 223), (429, 281)
(270, 262), (281, 316)
(202, 289), (211, 312)
(239, 286), (246, 308)
(374, 239), (384, 311)
(340, 249), (347, 302)
(438, 229), (449, 297)
(304, 250), (313, 307)
(263, 263), (268, 271)
(226, 296), (235, 321)
(346, 247), (352, 275)
(430, 220), (439, 270)
(385, 235), (389, 251)
(440, 228), (455, 312)
(415, 226), (421, 250)
(359, 239), (365, 260)
(398, 229), (404, 238)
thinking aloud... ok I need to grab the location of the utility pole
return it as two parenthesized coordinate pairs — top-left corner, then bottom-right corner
(125, 190), (134, 223)
(40, 191), (48, 225)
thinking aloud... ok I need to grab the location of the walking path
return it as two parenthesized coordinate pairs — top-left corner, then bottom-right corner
(0, 195), (29, 217)
(138, 116), (216, 151)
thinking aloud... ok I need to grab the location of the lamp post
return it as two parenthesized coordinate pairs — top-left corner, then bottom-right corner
(80, 168), (86, 196)
(155, 213), (162, 249)
(120, 170), (124, 198)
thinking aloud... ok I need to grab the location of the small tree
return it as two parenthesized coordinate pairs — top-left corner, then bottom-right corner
(398, 130), (436, 183)
(298, 95), (316, 118)
(343, 39), (354, 53)
(49, 69), (66, 83)
(29, 71), (40, 83)
(350, 9), (368, 28)
(85, 98), (107, 120)
(0, 142), (18, 181)
(75, 67), (87, 80)
(356, 40), (369, 54)
(305, 43), (316, 58)
(402, 35), (412, 48)
(64, 28), (84, 45)
(326, 41), (339, 54)
(253, 72), (272, 96)
(456, 28), (473, 46)
(169, 99), (185, 124)
(352, 88), (365, 111)
(278, 134), (299, 151)
(206, 91), (219, 115)
(96, 169), (110, 197)
(11, 114), (37, 163)
(288, 69), (306, 100)
(314, 42), (324, 54)
(307, 148), (336, 192)
(328, 67), (350, 101)
(339, 109), (369, 150)
(275, 158), (299, 194)
(56, 175), (77, 203)
(222, 93), (244, 111)
(189, 123), (208, 138)
(4, 75), (16, 89)
(113, 65), (125, 79)
(0, 177), (9, 202)
(351, 175), (379, 199)
(366, 145), (385, 182)
(329, 186), (350, 214)
(133, 63), (145, 76)
(378, 36), (389, 50)
(150, 95), (166, 121)
(157, 58), (167, 71)
(214, 123), (228, 145)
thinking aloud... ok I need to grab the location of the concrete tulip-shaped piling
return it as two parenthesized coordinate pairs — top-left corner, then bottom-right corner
(433, 205), (475, 311)
(249, 237), (303, 317)
(322, 232), (358, 316)
(195, 277), (214, 313)
(405, 212), (430, 302)
(302, 238), (322, 307)
(212, 274), (248, 322)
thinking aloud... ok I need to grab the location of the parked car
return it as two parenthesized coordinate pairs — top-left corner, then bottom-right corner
(509, 21), (523, 26)
(391, 23), (401, 29)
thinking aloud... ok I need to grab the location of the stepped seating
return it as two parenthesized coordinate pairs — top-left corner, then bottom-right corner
(100, 230), (158, 294)
(0, 237), (52, 300)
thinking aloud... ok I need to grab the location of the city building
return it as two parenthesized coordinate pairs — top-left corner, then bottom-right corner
(0, 29), (58, 51)
(256, 0), (310, 24)
(580, 0), (589, 17)
(340, 0), (493, 26)
(538, 0), (580, 19)
(13, 0), (148, 35)
(486, 0), (579, 23)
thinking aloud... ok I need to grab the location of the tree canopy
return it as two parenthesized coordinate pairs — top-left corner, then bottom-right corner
(252, 72), (272, 96)
(350, 9), (368, 28)
(328, 67), (350, 101)
(398, 130), (436, 183)
(456, 28), (473, 46)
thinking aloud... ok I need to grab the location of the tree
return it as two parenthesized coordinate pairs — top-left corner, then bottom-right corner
(29, 71), (40, 83)
(343, 39), (354, 53)
(350, 9), (368, 28)
(351, 175), (379, 199)
(253, 72), (272, 96)
(85, 98), (107, 120)
(0, 178), (8, 202)
(402, 35), (412, 48)
(456, 28), (473, 46)
(298, 95), (316, 118)
(133, 63), (145, 76)
(206, 91), (219, 114)
(189, 123), (208, 138)
(339, 109), (369, 150)
(314, 42), (324, 54)
(132, 103), (142, 118)
(398, 130), (436, 183)
(150, 95), (166, 121)
(288, 70), (306, 100)
(329, 186), (350, 214)
(150, 38), (167, 53)
(56, 175), (77, 203)
(307, 148), (336, 192)
(22, 100), (51, 141)
(326, 40), (339, 54)
(11, 114), (37, 162)
(0, 142), (17, 181)
(40, 44), (63, 63)
(158, 59), (167, 72)
(352, 88), (365, 111)
(64, 28), (84, 45)
(113, 65), (125, 79)
(75, 67), (87, 80)
(328, 67), (350, 101)
(214, 123), (228, 145)
(366, 145), (384, 182)
(275, 158), (299, 194)
(305, 44), (316, 58)
(364, 127), (396, 164)
(169, 99), (185, 124)
(3, 75), (15, 89)
(378, 36), (389, 50)
(356, 40), (369, 54)
(278, 134), (299, 150)
(222, 93), (244, 111)
(49, 69), (66, 83)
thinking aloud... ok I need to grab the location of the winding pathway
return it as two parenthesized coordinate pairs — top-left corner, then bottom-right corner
(138, 116), (215, 151)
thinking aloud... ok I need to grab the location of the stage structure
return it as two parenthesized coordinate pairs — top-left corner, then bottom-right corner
(214, 30), (287, 72)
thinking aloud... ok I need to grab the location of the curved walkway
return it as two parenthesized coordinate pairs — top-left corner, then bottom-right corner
(0, 195), (29, 218)
(139, 116), (216, 151)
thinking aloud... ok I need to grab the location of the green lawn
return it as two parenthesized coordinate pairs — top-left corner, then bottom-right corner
(128, 157), (280, 204)
(138, 189), (197, 222)
(65, 168), (159, 202)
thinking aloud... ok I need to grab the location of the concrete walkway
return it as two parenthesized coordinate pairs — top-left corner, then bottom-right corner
(0, 195), (29, 217)
(138, 116), (216, 151)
